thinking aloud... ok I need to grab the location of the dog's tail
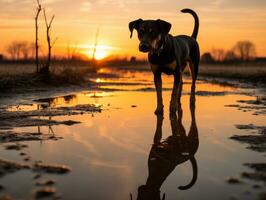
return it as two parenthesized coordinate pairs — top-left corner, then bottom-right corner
(178, 156), (198, 190)
(181, 8), (199, 39)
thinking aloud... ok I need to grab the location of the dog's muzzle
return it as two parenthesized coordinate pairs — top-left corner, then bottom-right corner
(139, 43), (150, 53)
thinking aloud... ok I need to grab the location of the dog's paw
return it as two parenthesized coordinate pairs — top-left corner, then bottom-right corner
(154, 107), (164, 115)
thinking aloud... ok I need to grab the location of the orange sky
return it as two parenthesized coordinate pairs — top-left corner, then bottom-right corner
(0, 0), (265, 59)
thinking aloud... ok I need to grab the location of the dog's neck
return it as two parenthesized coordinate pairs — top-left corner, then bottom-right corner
(148, 34), (175, 65)
(150, 34), (172, 56)
(151, 42), (164, 56)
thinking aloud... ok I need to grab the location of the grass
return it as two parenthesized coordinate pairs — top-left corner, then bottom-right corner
(0, 63), (97, 92)
(199, 64), (266, 83)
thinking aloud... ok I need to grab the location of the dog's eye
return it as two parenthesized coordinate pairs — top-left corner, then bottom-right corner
(139, 28), (145, 34)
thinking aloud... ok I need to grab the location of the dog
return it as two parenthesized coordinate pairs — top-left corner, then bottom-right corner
(130, 90), (199, 200)
(129, 9), (200, 115)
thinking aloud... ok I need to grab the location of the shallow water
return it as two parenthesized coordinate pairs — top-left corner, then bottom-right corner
(0, 70), (265, 200)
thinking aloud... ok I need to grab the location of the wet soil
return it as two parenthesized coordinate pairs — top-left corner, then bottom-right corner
(0, 104), (101, 130)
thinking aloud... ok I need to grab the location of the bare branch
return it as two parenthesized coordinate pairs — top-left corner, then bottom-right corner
(49, 15), (55, 28)
(35, 0), (42, 73)
(41, 8), (56, 75)
(52, 37), (58, 48)
(43, 8), (48, 27)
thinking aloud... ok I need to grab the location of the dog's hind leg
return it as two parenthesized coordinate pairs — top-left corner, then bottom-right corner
(190, 44), (200, 81)
(189, 44), (200, 98)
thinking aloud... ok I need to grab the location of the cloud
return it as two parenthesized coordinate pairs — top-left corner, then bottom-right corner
(80, 1), (92, 12)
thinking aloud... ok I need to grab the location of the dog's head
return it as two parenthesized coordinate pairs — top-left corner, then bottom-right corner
(129, 19), (171, 53)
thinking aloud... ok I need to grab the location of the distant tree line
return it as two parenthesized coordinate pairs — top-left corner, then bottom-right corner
(5, 41), (35, 61)
(201, 40), (257, 63)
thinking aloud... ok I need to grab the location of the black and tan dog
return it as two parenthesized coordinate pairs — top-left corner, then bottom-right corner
(129, 9), (200, 115)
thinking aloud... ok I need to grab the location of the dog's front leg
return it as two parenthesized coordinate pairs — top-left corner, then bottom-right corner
(154, 72), (164, 115)
(170, 72), (181, 114)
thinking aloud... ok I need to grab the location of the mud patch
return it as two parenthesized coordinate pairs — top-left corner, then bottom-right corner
(225, 96), (266, 115)
(226, 177), (244, 184)
(230, 124), (266, 152)
(0, 157), (70, 199)
(228, 124), (266, 197)
(0, 158), (31, 177)
(0, 131), (63, 143)
(0, 103), (101, 130)
(34, 187), (57, 199)
(196, 90), (228, 96)
(4, 143), (28, 151)
(242, 163), (266, 182)
(34, 163), (71, 174)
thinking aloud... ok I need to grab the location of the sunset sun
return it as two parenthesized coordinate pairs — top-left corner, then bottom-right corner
(83, 44), (112, 60)
(94, 49), (108, 60)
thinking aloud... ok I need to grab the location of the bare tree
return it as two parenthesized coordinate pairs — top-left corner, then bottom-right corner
(66, 43), (79, 60)
(234, 41), (256, 62)
(41, 8), (57, 75)
(6, 41), (24, 60)
(29, 42), (36, 60)
(211, 48), (225, 62)
(92, 28), (100, 61)
(20, 41), (30, 60)
(224, 50), (237, 62)
(6, 42), (17, 60)
(35, 0), (42, 72)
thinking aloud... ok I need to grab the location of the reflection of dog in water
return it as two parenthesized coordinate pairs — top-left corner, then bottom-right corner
(131, 92), (199, 200)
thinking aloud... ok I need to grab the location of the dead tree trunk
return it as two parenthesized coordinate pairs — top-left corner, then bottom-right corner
(35, 0), (41, 73)
(41, 8), (56, 75)
(92, 28), (99, 61)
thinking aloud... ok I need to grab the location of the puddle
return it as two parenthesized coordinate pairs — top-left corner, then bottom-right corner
(0, 70), (265, 199)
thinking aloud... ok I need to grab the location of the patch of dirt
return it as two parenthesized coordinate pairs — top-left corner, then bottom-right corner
(34, 187), (57, 199)
(225, 96), (266, 115)
(196, 90), (228, 96)
(34, 163), (71, 174)
(242, 166), (266, 183)
(226, 177), (244, 184)
(230, 124), (266, 152)
(0, 158), (71, 177)
(0, 103), (101, 130)
(0, 158), (31, 177)
(35, 180), (56, 186)
(228, 124), (266, 198)
(0, 131), (63, 143)
(4, 143), (28, 151)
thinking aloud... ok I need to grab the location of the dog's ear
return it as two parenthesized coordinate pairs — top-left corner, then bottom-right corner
(129, 19), (143, 38)
(157, 19), (172, 35)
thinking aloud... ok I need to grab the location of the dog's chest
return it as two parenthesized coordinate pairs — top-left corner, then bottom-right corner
(150, 60), (177, 75)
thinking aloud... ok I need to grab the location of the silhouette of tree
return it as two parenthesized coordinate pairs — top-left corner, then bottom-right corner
(211, 48), (225, 62)
(234, 41), (256, 62)
(201, 52), (214, 63)
(20, 41), (30, 60)
(224, 50), (238, 62)
(6, 41), (25, 60)
(6, 41), (33, 61)
(35, 0), (42, 72)
(6, 42), (17, 60)
(40, 8), (57, 75)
